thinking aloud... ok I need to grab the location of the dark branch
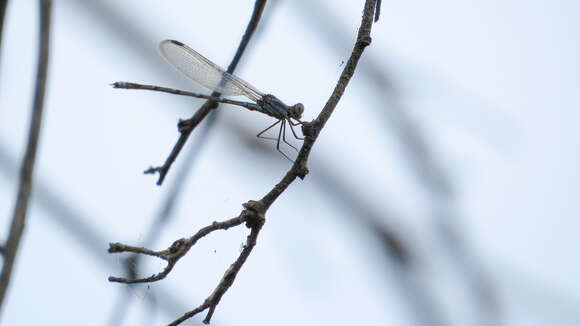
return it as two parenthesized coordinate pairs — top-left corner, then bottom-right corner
(108, 0), (378, 324)
(260, 0), (377, 210)
(0, 0), (52, 312)
(144, 0), (268, 186)
(108, 213), (247, 284)
(169, 214), (263, 325)
(109, 200), (265, 325)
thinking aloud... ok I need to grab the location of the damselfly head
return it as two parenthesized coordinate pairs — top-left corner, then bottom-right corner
(289, 103), (304, 119)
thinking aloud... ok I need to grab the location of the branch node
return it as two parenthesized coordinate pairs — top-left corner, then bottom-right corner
(242, 200), (266, 229)
(169, 238), (187, 254)
(177, 118), (194, 133)
(296, 165), (309, 180)
(143, 166), (161, 175)
(358, 35), (372, 47)
(301, 121), (316, 138)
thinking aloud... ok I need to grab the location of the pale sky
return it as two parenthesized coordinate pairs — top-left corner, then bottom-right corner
(1, 1), (579, 325)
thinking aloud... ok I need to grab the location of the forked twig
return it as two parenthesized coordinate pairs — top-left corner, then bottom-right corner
(108, 1), (379, 324)
(109, 200), (265, 324)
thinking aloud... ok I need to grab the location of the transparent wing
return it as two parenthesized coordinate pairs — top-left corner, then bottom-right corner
(159, 40), (263, 102)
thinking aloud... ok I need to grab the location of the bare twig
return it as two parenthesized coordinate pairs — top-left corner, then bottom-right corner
(260, 0), (377, 209)
(169, 215), (263, 325)
(109, 200), (265, 324)
(374, 0), (382, 22)
(108, 213), (248, 284)
(108, 1), (379, 324)
(0, 0), (52, 314)
(143, 0), (268, 186)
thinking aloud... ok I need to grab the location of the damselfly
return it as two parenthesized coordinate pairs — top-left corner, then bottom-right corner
(114, 40), (304, 160)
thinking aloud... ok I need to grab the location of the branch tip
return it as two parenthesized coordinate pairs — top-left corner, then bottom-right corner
(108, 242), (124, 253)
(374, 0), (382, 22)
(143, 166), (159, 175)
(203, 305), (216, 324)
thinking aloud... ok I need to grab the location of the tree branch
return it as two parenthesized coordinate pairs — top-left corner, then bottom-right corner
(109, 200), (265, 325)
(260, 0), (377, 209)
(108, 0), (379, 324)
(108, 212), (248, 284)
(0, 0), (52, 314)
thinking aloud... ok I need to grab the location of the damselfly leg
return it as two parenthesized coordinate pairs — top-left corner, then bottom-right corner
(287, 119), (305, 140)
(256, 119), (304, 161)
(274, 120), (294, 161)
(257, 119), (302, 150)
(281, 121), (299, 152)
(256, 119), (281, 140)
(289, 118), (304, 126)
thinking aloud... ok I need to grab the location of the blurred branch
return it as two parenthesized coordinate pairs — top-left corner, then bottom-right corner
(292, 1), (501, 324)
(374, 0), (382, 22)
(107, 0), (379, 324)
(0, 0), (7, 54)
(225, 114), (449, 326)
(0, 0), (51, 314)
(0, 143), (190, 319)
(143, 0), (268, 186)
(310, 161), (448, 326)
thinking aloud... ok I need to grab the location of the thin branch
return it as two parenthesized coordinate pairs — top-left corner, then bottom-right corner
(108, 213), (247, 284)
(170, 219), (263, 325)
(144, 0), (268, 186)
(260, 0), (377, 209)
(109, 200), (265, 324)
(374, 0), (382, 22)
(0, 0), (52, 313)
(108, 1), (378, 324)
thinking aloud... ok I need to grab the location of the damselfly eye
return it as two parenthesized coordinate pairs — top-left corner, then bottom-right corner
(291, 103), (304, 118)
